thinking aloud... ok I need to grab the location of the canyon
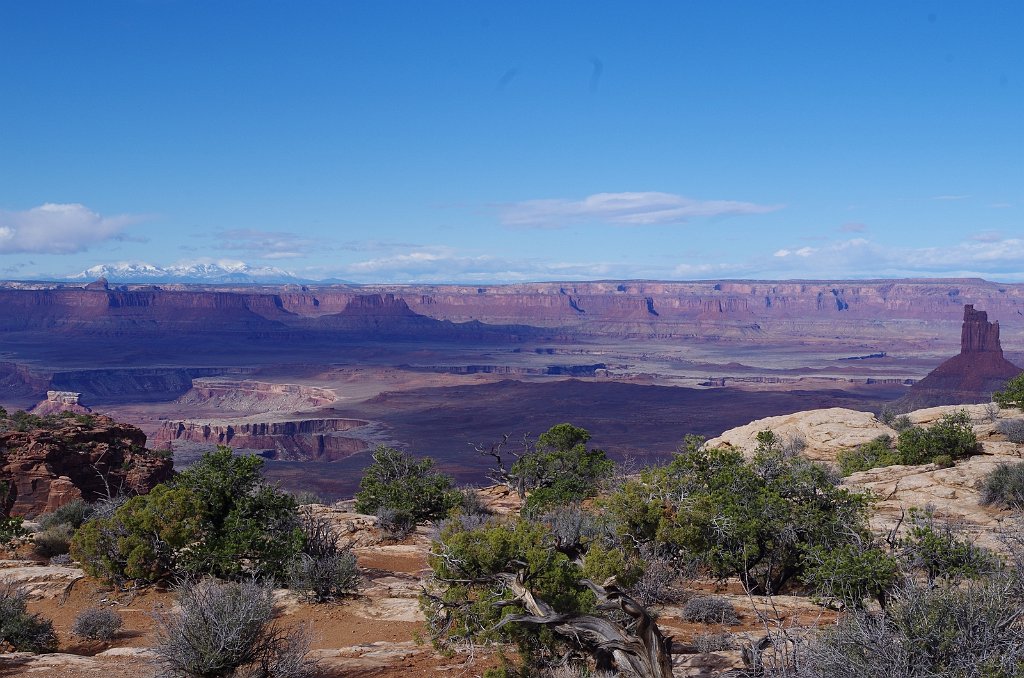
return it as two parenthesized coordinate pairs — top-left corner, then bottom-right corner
(1, 278), (1022, 498)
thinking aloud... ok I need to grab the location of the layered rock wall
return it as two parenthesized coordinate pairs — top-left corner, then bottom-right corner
(1, 279), (1023, 348)
(0, 415), (172, 517)
(154, 418), (369, 461)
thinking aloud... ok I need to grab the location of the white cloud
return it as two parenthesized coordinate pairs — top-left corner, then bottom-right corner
(931, 194), (972, 201)
(337, 247), (632, 283)
(774, 246), (816, 258)
(0, 203), (142, 254)
(214, 229), (316, 260)
(761, 236), (1024, 279)
(498, 191), (782, 228)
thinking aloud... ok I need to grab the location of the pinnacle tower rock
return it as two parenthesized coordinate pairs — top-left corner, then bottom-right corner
(960, 304), (1003, 354)
(894, 304), (1022, 410)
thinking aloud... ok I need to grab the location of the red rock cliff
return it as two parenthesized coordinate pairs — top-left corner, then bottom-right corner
(0, 414), (173, 517)
(960, 304), (1003, 355)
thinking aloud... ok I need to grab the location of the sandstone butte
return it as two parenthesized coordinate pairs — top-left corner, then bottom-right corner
(893, 304), (1023, 410)
(0, 401), (1023, 677)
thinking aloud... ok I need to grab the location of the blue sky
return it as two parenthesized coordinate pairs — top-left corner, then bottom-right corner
(0, 1), (1021, 283)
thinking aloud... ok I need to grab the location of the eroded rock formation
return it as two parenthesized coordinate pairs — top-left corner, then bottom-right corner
(29, 391), (92, 416)
(894, 305), (1022, 409)
(0, 414), (172, 517)
(154, 417), (369, 461)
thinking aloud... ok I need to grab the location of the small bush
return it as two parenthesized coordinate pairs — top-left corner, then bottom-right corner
(455, 487), (490, 517)
(626, 546), (692, 607)
(38, 499), (93, 531)
(290, 491), (324, 506)
(878, 406), (897, 426)
(994, 373), (1024, 412)
(71, 607), (123, 641)
(154, 577), (312, 678)
(289, 552), (359, 603)
(49, 553), (72, 566)
(680, 595), (740, 625)
(932, 454), (954, 468)
(980, 462), (1024, 510)
(693, 631), (733, 654)
(33, 523), (74, 558)
(355, 446), (460, 525)
(288, 511), (359, 602)
(837, 435), (898, 475)
(0, 584), (57, 653)
(375, 506), (416, 541)
(892, 415), (913, 432)
(900, 508), (999, 587)
(897, 410), (978, 465)
(998, 419), (1024, 444)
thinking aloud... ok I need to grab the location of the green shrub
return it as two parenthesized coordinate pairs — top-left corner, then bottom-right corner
(38, 499), (94, 531)
(802, 541), (901, 609)
(71, 484), (204, 583)
(837, 435), (899, 475)
(425, 517), (595, 658)
(900, 507), (999, 587)
(0, 584), (57, 653)
(0, 516), (27, 547)
(896, 410), (978, 465)
(355, 446), (459, 524)
(509, 424), (614, 513)
(980, 462), (1024, 510)
(33, 523), (74, 558)
(606, 433), (871, 594)
(841, 413), (978, 474)
(72, 447), (304, 584)
(994, 373), (1024, 412)
(71, 607), (123, 641)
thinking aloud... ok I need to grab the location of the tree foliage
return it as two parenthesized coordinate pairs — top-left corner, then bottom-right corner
(509, 424), (614, 513)
(71, 447), (304, 584)
(605, 432), (870, 594)
(354, 446), (459, 526)
(994, 373), (1024, 412)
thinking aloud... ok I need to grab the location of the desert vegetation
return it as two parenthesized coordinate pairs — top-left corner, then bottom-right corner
(838, 410), (978, 475)
(994, 373), (1024, 411)
(1, 409), (1023, 676)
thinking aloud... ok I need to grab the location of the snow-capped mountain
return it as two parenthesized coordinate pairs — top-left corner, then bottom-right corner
(67, 261), (303, 284)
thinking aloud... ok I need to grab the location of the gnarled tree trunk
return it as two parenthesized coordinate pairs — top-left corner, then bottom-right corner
(493, 574), (674, 678)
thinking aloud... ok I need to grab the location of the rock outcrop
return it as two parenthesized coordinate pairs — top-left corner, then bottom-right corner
(154, 417), (369, 461)
(705, 407), (898, 462)
(29, 391), (91, 416)
(894, 305), (1022, 409)
(710, 403), (1024, 549)
(0, 414), (172, 517)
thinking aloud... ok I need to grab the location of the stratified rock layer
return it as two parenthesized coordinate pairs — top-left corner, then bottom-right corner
(0, 414), (172, 517)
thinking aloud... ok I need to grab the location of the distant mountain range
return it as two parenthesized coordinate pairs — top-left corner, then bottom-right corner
(66, 261), (306, 284)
